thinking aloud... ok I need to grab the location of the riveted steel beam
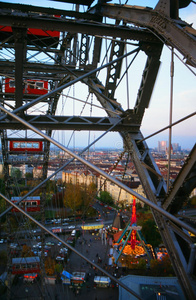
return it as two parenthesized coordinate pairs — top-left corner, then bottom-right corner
(90, 3), (196, 67)
(163, 144), (196, 212)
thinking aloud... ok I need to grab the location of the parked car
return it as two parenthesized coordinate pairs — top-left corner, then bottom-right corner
(56, 256), (64, 261)
(68, 225), (75, 229)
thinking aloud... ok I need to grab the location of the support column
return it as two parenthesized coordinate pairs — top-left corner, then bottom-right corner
(12, 27), (27, 109)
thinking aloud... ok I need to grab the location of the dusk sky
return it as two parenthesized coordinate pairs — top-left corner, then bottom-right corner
(2, 1), (196, 150)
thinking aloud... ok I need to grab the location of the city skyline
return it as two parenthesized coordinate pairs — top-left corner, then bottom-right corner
(53, 129), (195, 151)
(50, 139), (190, 152)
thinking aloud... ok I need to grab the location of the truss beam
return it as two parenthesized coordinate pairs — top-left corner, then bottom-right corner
(0, 13), (161, 43)
(0, 115), (141, 131)
(12, 27), (27, 109)
(104, 36), (125, 99)
(90, 3), (196, 67)
(0, 1), (97, 19)
(163, 144), (196, 213)
(134, 52), (162, 119)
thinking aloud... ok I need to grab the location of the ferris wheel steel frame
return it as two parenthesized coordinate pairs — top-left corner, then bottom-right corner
(0, 1), (196, 299)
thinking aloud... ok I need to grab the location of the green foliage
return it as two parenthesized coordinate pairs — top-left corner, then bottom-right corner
(85, 205), (97, 217)
(141, 219), (162, 247)
(138, 258), (147, 270)
(143, 203), (149, 212)
(11, 168), (22, 179)
(98, 191), (114, 205)
(88, 182), (97, 193)
(118, 199), (127, 209)
(45, 193), (53, 205)
(63, 183), (82, 211)
(119, 256), (147, 270)
(46, 180), (56, 194)
(150, 256), (174, 276)
(55, 262), (63, 274)
(63, 183), (96, 212)
(45, 210), (55, 219)
(25, 172), (33, 179)
(136, 202), (142, 210)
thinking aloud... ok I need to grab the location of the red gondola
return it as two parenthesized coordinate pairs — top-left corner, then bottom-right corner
(0, 22), (60, 47)
(12, 257), (40, 275)
(11, 196), (40, 213)
(4, 78), (48, 95)
(9, 140), (43, 152)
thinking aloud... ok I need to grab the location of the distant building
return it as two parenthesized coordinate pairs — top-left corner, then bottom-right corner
(19, 164), (34, 177)
(47, 170), (62, 180)
(158, 141), (167, 153)
(62, 170), (97, 186)
(97, 175), (145, 205)
(33, 166), (43, 178)
(173, 143), (181, 152)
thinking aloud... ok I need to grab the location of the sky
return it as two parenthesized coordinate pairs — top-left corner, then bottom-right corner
(1, 0), (196, 150)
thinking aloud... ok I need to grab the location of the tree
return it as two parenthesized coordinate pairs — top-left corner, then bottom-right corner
(63, 183), (83, 211)
(21, 245), (34, 257)
(52, 191), (65, 207)
(136, 202), (142, 210)
(138, 258), (146, 270)
(150, 259), (160, 275)
(55, 262), (63, 281)
(57, 178), (63, 186)
(45, 257), (55, 275)
(118, 199), (127, 209)
(55, 262), (63, 274)
(99, 191), (114, 205)
(46, 180), (57, 194)
(11, 168), (22, 179)
(0, 198), (6, 216)
(25, 172), (33, 179)
(88, 182), (97, 194)
(20, 190), (29, 197)
(150, 256), (174, 276)
(141, 219), (162, 247)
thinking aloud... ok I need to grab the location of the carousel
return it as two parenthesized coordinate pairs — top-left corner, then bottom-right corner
(111, 197), (151, 267)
